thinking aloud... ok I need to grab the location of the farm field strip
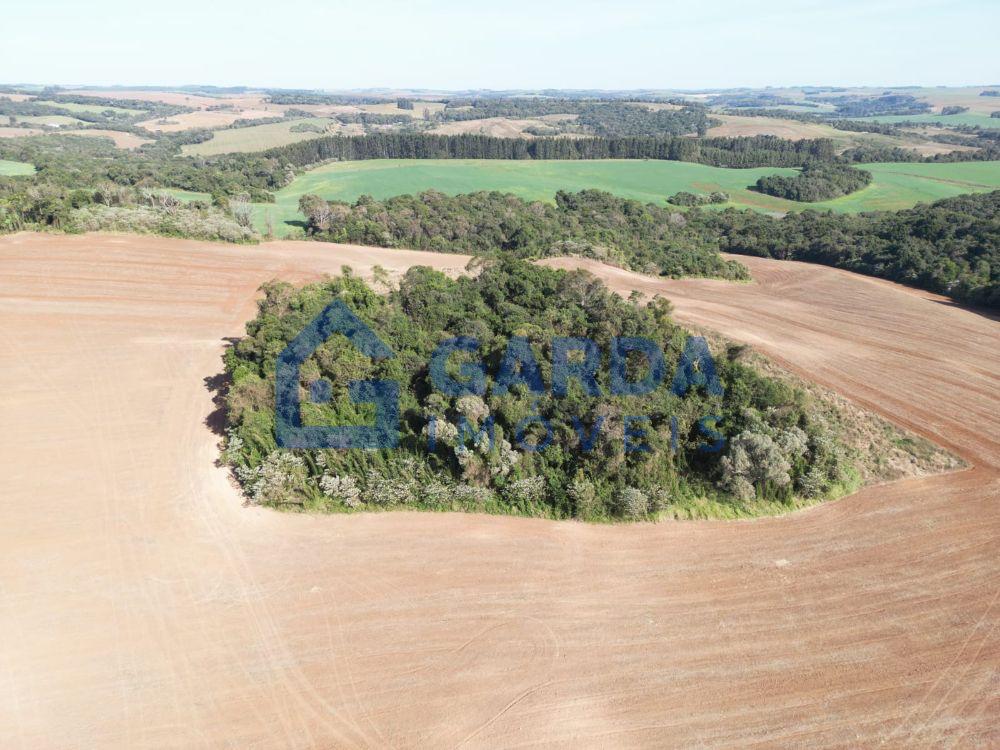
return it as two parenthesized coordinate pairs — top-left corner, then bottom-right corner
(250, 158), (1000, 235)
(0, 159), (36, 176)
(860, 112), (1000, 129)
(180, 118), (339, 156)
(34, 99), (146, 116)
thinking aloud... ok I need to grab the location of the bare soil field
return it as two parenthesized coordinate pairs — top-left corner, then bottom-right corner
(914, 87), (1000, 116)
(706, 114), (974, 156)
(707, 113), (848, 140)
(67, 89), (270, 110)
(62, 129), (153, 149)
(0, 233), (997, 748)
(0, 126), (44, 139)
(430, 116), (545, 137)
(137, 109), (279, 132)
(430, 116), (585, 138)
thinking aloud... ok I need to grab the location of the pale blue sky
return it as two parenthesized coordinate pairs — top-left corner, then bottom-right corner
(3, 0), (997, 90)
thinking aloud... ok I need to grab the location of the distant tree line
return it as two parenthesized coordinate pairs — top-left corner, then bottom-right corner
(298, 187), (1000, 309)
(0, 99), (138, 127)
(708, 93), (818, 108)
(826, 94), (932, 118)
(333, 112), (414, 126)
(266, 92), (392, 105)
(439, 98), (713, 137)
(704, 191), (1000, 308)
(264, 132), (837, 168)
(298, 188), (749, 280)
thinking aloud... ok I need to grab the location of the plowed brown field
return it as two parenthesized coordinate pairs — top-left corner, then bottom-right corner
(1, 233), (997, 748)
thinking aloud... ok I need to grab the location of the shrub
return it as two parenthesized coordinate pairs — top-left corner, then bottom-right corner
(70, 204), (257, 243)
(615, 487), (650, 520)
(719, 431), (792, 500)
(319, 475), (361, 508)
(568, 477), (599, 519)
(237, 452), (307, 505)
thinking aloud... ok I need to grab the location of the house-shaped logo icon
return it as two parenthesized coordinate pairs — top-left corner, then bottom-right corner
(275, 300), (399, 450)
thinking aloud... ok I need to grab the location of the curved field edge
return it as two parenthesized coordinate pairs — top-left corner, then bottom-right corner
(2, 232), (997, 748)
(217, 258), (960, 522)
(244, 159), (1000, 236)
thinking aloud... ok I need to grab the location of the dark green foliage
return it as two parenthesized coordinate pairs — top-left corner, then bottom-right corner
(334, 112), (414, 126)
(575, 103), (711, 137)
(0, 133), (287, 202)
(703, 191), (1000, 307)
(709, 94), (817, 108)
(666, 191), (729, 206)
(439, 97), (712, 137)
(266, 132), (837, 168)
(267, 92), (389, 105)
(829, 119), (902, 135)
(295, 186), (1000, 308)
(940, 106), (969, 116)
(753, 164), (873, 202)
(223, 259), (845, 518)
(289, 121), (327, 133)
(0, 94), (184, 127)
(828, 94), (932, 118)
(299, 189), (749, 280)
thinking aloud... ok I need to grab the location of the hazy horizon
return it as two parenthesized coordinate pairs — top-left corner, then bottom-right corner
(3, 0), (997, 91)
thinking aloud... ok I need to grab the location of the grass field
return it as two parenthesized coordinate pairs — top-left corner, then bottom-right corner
(36, 100), (146, 116)
(15, 115), (87, 127)
(809, 161), (1000, 211)
(249, 158), (1000, 235)
(161, 188), (212, 202)
(0, 159), (36, 176)
(181, 118), (337, 156)
(860, 113), (1000, 129)
(62, 129), (152, 149)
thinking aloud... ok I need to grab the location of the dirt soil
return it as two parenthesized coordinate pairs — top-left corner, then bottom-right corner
(0, 126), (45, 139)
(137, 109), (279, 132)
(1, 233), (997, 748)
(430, 117), (547, 137)
(707, 114), (845, 140)
(67, 90), (270, 110)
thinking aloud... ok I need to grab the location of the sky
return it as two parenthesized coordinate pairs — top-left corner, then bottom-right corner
(3, 0), (998, 90)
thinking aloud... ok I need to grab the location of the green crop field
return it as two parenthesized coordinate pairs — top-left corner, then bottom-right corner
(181, 118), (338, 156)
(250, 158), (1000, 236)
(160, 188), (212, 202)
(0, 159), (36, 176)
(36, 100), (146, 116)
(806, 161), (1000, 211)
(15, 115), (86, 127)
(860, 113), (1000, 129)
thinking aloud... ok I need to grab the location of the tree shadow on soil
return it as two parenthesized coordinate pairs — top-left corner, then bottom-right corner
(203, 337), (240, 440)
